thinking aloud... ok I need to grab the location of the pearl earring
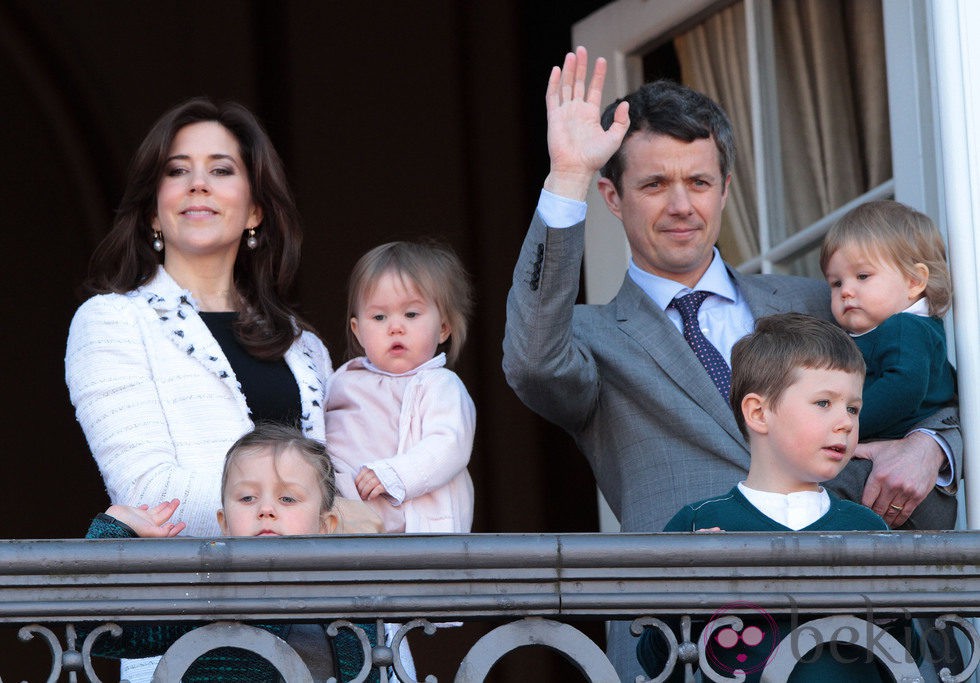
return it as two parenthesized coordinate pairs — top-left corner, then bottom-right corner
(152, 231), (164, 252)
(246, 228), (258, 250)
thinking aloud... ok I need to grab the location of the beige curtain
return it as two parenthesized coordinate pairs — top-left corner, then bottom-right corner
(673, 0), (891, 275)
(674, 3), (758, 265)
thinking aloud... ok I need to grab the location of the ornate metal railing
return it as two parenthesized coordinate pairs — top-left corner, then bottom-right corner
(2, 531), (980, 682)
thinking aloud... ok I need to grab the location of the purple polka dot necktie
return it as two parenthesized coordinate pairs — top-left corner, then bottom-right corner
(669, 291), (731, 400)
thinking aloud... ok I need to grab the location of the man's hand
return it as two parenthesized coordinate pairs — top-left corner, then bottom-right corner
(543, 46), (630, 200)
(856, 431), (944, 527)
(105, 498), (186, 538)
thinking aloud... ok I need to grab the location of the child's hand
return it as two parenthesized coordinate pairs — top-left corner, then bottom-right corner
(355, 467), (388, 501)
(696, 527), (723, 532)
(105, 498), (187, 538)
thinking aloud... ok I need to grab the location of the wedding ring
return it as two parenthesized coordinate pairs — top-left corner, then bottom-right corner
(889, 504), (904, 512)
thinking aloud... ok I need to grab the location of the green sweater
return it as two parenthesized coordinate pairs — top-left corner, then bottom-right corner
(663, 486), (888, 533)
(638, 488), (910, 682)
(84, 514), (379, 683)
(854, 312), (955, 440)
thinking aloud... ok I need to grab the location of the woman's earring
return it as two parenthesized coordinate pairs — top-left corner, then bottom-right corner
(152, 231), (164, 252)
(246, 228), (258, 250)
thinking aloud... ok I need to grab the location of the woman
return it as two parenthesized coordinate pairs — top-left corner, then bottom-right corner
(66, 97), (329, 537)
(67, 99), (396, 682)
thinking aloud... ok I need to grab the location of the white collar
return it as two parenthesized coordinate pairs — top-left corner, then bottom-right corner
(131, 265), (200, 313)
(627, 248), (738, 311)
(737, 482), (830, 530)
(359, 352), (447, 377)
(850, 297), (931, 337)
(904, 297), (930, 316)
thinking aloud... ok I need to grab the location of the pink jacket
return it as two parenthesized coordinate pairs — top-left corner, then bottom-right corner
(324, 354), (475, 532)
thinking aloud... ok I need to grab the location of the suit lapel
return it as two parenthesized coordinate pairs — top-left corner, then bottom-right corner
(614, 277), (747, 452)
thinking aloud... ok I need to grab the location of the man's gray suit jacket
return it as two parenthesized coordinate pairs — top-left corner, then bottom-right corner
(502, 214), (960, 534)
(503, 213), (961, 681)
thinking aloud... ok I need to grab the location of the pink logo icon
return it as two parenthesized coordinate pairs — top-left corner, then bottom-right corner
(703, 602), (780, 675)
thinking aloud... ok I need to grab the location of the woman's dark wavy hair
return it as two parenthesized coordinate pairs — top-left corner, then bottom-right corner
(82, 96), (308, 360)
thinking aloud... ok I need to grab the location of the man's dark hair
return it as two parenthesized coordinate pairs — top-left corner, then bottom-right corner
(599, 79), (735, 193)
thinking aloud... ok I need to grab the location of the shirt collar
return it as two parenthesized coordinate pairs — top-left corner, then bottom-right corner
(359, 352), (447, 377)
(627, 248), (738, 311)
(904, 298), (930, 316)
(850, 297), (932, 337)
(738, 481), (830, 529)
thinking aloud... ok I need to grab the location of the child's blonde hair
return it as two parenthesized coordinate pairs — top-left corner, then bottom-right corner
(819, 200), (951, 317)
(221, 422), (337, 513)
(346, 240), (473, 366)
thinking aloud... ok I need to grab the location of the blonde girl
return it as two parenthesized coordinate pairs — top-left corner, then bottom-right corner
(85, 423), (378, 682)
(324, 241), (475, 533)
(820, 199), (955, 440)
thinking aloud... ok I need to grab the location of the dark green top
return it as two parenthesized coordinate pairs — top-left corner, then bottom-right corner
(854, 312), (955, 440)
(639, 488), (905, 683)
(663, 486), (888, 533)
(84, 514), (378, 683)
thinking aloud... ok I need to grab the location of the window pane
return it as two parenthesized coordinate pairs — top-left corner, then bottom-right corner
(642, 0), (890, 277)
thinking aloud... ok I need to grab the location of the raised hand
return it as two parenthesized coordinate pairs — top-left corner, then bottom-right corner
(105, 498), (187, 538)
(544, 46), (630, 200)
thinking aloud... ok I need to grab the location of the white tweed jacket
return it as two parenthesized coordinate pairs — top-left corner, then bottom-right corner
(65, 266), (331, 536)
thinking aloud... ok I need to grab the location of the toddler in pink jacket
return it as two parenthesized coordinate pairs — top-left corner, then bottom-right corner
(325, 241), (475, 533)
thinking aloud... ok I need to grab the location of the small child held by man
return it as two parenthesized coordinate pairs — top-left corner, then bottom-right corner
(820, 199), (955, 441)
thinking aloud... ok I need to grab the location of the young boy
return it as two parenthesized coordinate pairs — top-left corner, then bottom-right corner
(637, 313), (901, 682)
(666, 312), (882, 534)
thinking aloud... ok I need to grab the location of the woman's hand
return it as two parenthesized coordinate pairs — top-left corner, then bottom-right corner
(105, 498), (187, 538)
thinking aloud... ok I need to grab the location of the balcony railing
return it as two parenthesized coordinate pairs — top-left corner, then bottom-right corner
(2, 530), (979, 682)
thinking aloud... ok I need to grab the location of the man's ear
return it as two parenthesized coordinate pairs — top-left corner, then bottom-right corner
(216, 509), (228, 535)
(597, 177), (623, 220)
(742, 393), (769, 435)
(908, 263), (930, 301)
(721, 173), (732, 205)
(320, 511), (339, 534)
